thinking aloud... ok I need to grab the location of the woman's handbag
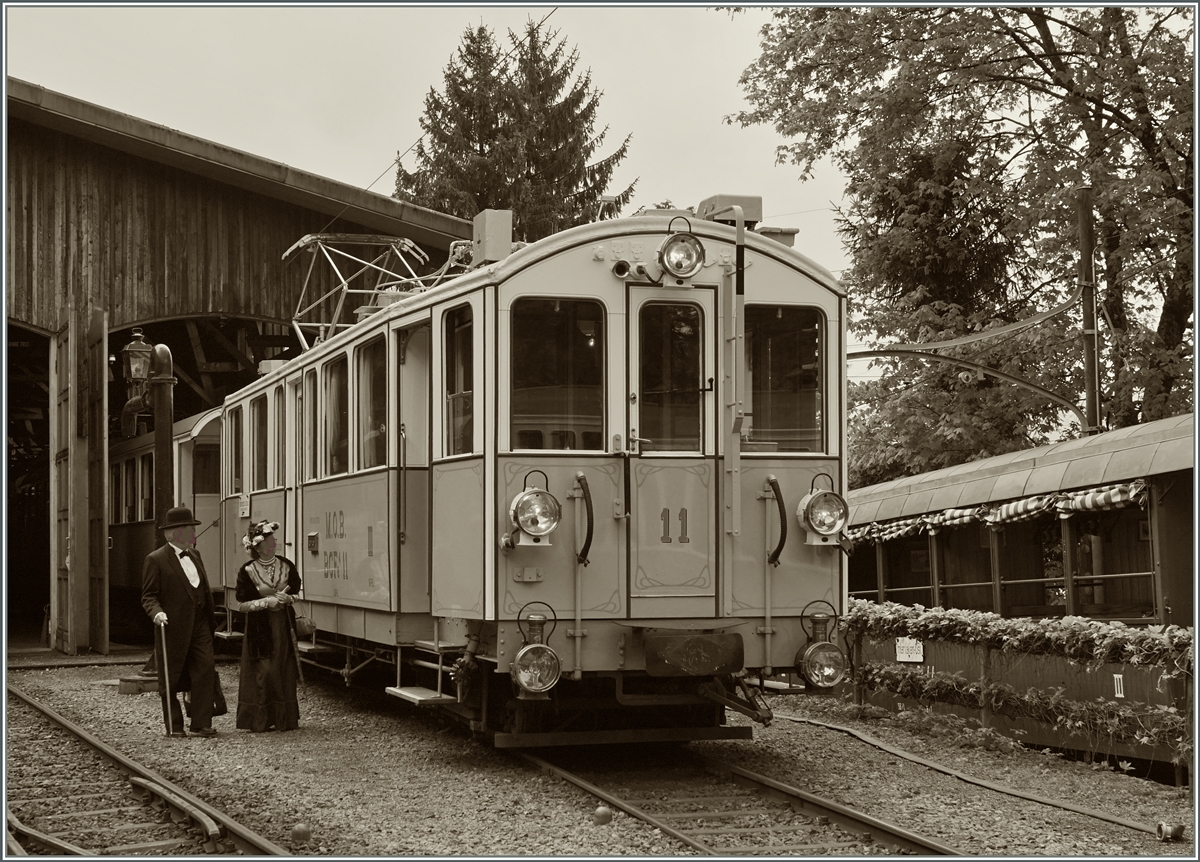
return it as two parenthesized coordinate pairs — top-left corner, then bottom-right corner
(293, 611), (317, 638)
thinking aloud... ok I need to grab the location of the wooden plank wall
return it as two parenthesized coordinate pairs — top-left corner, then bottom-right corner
(6, 117), (391, 334)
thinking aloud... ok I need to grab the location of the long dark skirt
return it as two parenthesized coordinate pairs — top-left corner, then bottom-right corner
(236, 609), (299, 732)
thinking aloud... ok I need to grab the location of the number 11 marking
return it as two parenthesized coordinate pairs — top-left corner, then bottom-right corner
(660, 507), (690, 543)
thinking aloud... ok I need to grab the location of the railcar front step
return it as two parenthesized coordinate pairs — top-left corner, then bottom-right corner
(413, 639), (467, 654)
(296, 641), (337, 654)
(386, 685), (458, 705)
(213, 631), (244, 640)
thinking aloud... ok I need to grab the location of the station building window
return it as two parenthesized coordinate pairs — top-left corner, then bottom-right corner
(325, 355), (349, 475)
(510, 298), (604, 450)
(744, 306), (823, 452)
(445, 306), (473, 456)
(358, 337), (387, 468)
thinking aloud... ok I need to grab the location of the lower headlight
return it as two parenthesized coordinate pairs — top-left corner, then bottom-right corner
(796, 641), (847, 688)
(797, 490), (848, 536)
(510, 488), (562, 537)
(510, 643), (561, 693)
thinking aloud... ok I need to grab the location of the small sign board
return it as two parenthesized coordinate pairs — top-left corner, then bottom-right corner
(238, 494), (250, 518)
(895, 636), (924, 663)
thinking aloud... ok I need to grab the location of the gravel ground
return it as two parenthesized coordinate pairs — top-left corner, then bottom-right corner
(6, 662), (1194, 856)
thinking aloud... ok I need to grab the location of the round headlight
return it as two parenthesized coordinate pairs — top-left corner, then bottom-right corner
(796, 641), (847, 689)
(798, 490), (848, 536)
(510, 489), (561, 537)
(510, 643), (561, 693)
(658, 233), (705, 279)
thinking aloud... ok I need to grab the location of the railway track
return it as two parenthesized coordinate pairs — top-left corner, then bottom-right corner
(519, 744), (963, 855)
(5, 684), (286, 856)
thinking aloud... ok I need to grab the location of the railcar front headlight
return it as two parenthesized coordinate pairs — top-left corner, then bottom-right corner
(510, 643), (561, 694)
(510, 488), (562, 538)
(796, 641), (847, 689)
(797, 490), (848, 536)
(658, 233), (705, 279)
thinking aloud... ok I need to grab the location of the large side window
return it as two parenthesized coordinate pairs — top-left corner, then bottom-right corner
(274, 386), (285, 486)
(109, 462), (122, 525)
(123, 459), (137, 522)
(194, 444), (220, 494)
(358, 337), (387, 468)
(743, 306), (823, 452)
(325, 355), (349, 474)
(229, 406), (243, 494)
(511, 298), (604, 450)
(304, 370), (317, 480)
(445, 306), (473, 456)
(640, 303), (702, 452)
(251, 394), (268, 490)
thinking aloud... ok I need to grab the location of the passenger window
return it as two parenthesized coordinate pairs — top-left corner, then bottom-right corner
(110, 463), (122, 525)
(139, 453), (154, 521)
(511, 298), (604, 450)
(304, 370), (317, 480)
(357, 337), (387, 469)
(251, 394), (268, 490)
(229, 406), (243, 494)
(274, 386), (285, 486)
(640, 303), (701, 451)
(325, 356), (349, 474)
(445, 306), (473, 456)
(124, 459), (137, 522)
(743, 306), (823, 452)
(194, 444), (220, 494)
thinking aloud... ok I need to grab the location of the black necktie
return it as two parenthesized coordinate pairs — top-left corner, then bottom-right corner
(179, 550), (188, 558)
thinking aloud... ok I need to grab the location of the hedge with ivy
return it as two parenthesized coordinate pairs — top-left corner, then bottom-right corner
(841, 599), (1193, 765)
(841, 599), (1193, 677)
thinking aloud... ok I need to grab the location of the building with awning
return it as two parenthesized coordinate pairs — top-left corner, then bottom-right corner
(845, 413), (1193, 626)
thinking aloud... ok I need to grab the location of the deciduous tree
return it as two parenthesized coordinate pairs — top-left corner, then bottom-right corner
(732, 6), (1193, 485)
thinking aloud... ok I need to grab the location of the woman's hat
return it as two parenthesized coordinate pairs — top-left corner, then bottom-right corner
(243, 518), (282, 553)
(160, 506), (202, 530)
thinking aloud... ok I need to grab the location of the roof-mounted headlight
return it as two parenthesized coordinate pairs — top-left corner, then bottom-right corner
(658, 233), (705, 279)
(509, 487), (561, 545)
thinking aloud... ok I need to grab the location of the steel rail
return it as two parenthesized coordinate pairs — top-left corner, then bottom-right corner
(519, 749), (964, 855)
(6, 683), (288, 856)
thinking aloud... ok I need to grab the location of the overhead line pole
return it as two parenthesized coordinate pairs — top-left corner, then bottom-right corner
(1077, 185), (1101, 435)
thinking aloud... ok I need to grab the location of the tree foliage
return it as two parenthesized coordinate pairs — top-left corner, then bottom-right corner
(396, 21), (636, 242)
(732, 7), (1193, 487)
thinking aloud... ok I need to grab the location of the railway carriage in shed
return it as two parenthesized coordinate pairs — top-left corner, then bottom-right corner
(218, 196), (851, 746)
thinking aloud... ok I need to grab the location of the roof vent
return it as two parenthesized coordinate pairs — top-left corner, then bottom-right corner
(756, 226), (798, 248)
(696, 195), (762, 229)
(473, 209), (513, 265)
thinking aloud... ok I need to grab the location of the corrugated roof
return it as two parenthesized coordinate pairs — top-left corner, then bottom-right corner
(848, 413), (1193, 526)
(6, 77), (471, 251)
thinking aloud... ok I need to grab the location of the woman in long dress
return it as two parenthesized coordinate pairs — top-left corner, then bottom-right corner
(235, 519), (301, 732)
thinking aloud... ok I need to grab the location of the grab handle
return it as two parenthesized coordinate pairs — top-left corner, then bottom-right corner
(766, 475), (787, 567)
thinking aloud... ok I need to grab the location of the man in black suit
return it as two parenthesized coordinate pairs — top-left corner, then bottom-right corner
(141, 506), (218, 737)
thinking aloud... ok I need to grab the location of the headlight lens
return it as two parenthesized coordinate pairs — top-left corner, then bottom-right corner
(797, 641), (847, 688)
(798, 490), (848, 536)
(511, 489), (562, 537)
(510, 643), (561, 693)
(658, 233), (705, 279)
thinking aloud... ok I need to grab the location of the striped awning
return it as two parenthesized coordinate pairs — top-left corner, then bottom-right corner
(923, 505), (989, 531)
(875, 516), (925, 542)
(1054, 479), (1148, 518)
(982, 494), (1057, 526)
(844, 523), (876, 544)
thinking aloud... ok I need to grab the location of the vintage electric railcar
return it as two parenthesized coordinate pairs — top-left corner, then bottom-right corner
(218, 196), (850, 746)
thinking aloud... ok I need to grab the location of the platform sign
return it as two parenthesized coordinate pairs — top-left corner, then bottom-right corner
(895, 636), (924, 663)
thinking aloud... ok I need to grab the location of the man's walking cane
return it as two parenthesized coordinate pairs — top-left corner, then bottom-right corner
(158, 620), (174, 737)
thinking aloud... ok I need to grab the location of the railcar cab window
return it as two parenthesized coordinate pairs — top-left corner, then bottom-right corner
(358, 337), (387, 469)
(445, 305), (473, 456)
(743, 306), (823, 452)
(511, 299), (605, 450)
(640, 303), (702, 452)
(251, 394), (268, 490)
(325, 355), (349, 475)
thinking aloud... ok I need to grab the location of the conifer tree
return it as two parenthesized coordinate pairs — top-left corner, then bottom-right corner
(396, 21), (636, 242)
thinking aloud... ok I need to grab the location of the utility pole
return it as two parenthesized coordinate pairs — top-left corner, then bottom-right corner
(1077, 185), (1101, 434)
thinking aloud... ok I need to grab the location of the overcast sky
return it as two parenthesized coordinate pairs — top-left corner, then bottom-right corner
(5, 4), (850, 270)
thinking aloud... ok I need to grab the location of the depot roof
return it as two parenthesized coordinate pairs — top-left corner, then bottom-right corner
(6, 77), (471, 251)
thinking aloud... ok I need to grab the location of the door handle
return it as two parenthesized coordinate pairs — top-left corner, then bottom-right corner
(700, 377), (714, 392)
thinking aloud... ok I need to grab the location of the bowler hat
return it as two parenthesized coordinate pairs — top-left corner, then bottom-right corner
(160, 506), (202, 530)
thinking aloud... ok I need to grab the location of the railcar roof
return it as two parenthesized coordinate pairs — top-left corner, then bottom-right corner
(847, 413), (1194, 524)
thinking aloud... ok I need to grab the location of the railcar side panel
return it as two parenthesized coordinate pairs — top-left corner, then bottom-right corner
(301, 474), (390, 610)
(430, 458), (486, 618)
